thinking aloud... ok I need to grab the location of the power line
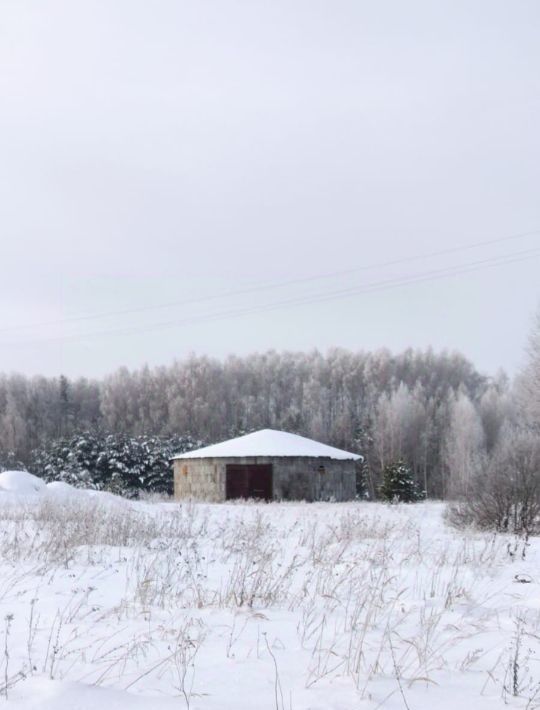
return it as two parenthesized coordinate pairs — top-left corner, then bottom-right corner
(3, 245), (539, 347)
(1, 228), (539, 335)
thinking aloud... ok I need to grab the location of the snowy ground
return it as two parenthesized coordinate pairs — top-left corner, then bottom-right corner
(1, 476), (540, 709)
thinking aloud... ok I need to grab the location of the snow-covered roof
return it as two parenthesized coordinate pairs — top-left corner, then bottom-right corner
(172, 429), (361, 461)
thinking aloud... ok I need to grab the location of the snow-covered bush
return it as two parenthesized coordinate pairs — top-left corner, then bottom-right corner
(30, 432), (202, 496)
(448, 429), (540, 534)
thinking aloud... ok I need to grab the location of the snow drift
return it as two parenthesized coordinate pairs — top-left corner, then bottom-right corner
(0, 469), (46, 494)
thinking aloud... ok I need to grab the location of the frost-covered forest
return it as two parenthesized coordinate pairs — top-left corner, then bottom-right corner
(1, 309), (539, 499)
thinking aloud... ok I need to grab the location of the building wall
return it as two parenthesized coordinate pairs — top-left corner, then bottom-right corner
(173, 456), (357, 502)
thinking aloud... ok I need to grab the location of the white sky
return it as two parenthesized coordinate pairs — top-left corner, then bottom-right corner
(0, 0), (539, 378)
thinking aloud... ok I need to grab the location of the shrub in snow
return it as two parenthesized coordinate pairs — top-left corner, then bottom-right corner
(379, 459), (424, 503)
(448, 429), (540, 534)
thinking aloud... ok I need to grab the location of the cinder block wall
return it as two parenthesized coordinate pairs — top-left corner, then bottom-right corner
(173, 458), (224, 502)
(173, 456), (357, 502)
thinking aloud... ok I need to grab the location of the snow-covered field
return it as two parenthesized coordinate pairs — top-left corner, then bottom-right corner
(1, 473), (540, 709)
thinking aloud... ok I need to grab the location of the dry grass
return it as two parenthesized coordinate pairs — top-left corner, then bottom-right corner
(0, 497), (536, 706)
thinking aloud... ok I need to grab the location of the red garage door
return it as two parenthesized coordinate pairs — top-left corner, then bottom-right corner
(226, 464), (273, 501)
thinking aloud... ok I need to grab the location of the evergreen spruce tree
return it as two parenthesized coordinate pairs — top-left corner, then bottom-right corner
(379, 459), (423, 503)
(355, 460), (370, 499)
(30, 431), (202, 496)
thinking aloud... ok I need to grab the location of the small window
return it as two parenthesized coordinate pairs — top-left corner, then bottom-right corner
(318, 465), (326, 475)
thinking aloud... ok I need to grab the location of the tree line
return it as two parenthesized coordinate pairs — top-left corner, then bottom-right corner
(2, 334), (535, 500)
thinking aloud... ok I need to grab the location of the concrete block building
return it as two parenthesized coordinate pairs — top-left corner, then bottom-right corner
(172, 429), (361, 502)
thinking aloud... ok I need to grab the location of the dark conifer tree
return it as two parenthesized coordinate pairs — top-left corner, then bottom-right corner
(379, 459), (424, 502)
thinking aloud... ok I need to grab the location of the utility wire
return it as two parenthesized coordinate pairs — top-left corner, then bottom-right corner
(3, 245), (539, 347)
(1, 228), (539, 334)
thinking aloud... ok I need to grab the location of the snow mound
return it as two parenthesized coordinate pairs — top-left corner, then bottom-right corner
(46, 480), (77, 494)
(0, 470), (46, 494)
(45, 481), (90, 500)
(10, 676), (181, 709)
(44, 482), (129, 509)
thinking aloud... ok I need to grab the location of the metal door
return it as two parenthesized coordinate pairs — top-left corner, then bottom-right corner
(226, 464), (273, 500)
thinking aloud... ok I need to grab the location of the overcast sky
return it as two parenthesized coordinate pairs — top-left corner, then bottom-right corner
(0, 1), (539, 379)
